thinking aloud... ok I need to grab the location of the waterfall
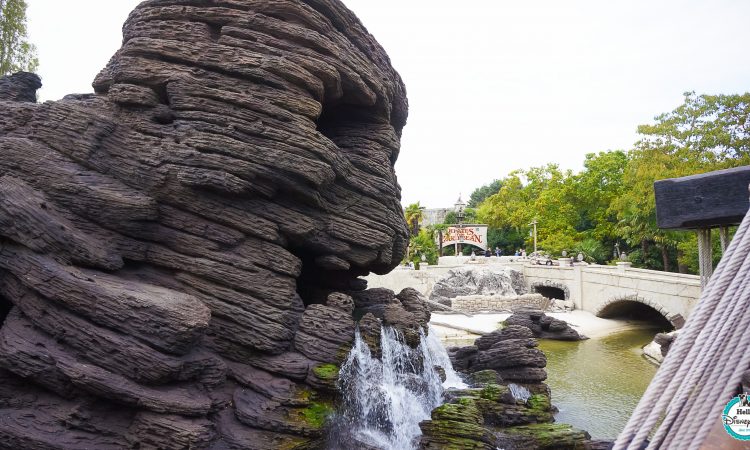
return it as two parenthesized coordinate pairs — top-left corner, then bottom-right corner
(331, 325), (466, 450)
(508, 383), (532, 403)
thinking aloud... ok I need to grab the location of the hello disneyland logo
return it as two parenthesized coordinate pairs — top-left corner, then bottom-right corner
(723, 393), (750, 440)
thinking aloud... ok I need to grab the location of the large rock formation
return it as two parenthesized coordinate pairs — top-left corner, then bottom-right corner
(0, 1), (414, 448)
(429, 267), (527, 306)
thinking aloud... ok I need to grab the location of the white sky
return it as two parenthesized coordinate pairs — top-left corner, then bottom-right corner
(26, 1), (750, 208)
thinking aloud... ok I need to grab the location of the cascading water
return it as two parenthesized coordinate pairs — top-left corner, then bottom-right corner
(331, 325), (466, 450)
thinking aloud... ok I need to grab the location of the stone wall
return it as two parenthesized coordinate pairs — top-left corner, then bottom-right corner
(451, 293), (551, 313)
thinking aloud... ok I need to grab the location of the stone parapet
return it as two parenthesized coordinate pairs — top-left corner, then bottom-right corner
(452, 293), (551, 313)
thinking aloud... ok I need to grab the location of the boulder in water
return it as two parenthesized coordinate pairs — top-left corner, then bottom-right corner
(504, 309), (586, 341)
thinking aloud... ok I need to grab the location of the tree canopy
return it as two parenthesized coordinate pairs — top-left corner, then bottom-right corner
(0, 0), (38, 75)
(467, 179), (502, 208)
(472, 92), (749, 271)
(403, 202), (425, 237)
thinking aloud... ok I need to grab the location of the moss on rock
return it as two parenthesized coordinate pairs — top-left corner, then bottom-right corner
(496, 423), (591, 450)
(312, 364), (340, 381)
(298, 401), (335, 429)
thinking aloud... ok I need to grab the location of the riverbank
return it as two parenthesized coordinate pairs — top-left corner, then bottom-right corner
(430, 310), (645, 343)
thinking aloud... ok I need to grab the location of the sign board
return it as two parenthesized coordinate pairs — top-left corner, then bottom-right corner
(439, 225), (488, 249)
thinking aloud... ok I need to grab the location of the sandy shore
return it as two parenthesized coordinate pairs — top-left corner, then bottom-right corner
(430, 310), (642, 342)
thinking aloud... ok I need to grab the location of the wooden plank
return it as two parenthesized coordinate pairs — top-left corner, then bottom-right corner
(655, 166), (750, 230)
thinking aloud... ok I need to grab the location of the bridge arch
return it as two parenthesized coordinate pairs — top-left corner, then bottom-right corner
(530, 281), (570, 300)
(595, 295), (680, 329)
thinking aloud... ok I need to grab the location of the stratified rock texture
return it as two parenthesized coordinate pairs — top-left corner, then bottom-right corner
(504, 309), (586, 341)
(0, 0), (411, 448)
(429, 330), (600, 450)
(449, 325), (548, 383)
(430, 267), (527, 306)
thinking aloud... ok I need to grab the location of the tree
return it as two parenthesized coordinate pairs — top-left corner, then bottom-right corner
(611, 92), (750, 271)
(0, 0), (38, 76)
(443, 207), (477, 225)
(468, 179), (503, 208)
(403, 202), (425, 237)
(478, 164), (580, 255)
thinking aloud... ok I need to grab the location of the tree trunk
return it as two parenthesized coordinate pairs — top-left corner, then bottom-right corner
(661, 245), (670, 272)
(677, 249), (688, 273)
(641, 239), (648, 264)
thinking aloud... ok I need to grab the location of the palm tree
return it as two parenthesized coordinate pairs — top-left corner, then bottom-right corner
(404, 202), (425, 237)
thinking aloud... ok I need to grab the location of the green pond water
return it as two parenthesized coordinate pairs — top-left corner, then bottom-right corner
(537, 327), (661, 440)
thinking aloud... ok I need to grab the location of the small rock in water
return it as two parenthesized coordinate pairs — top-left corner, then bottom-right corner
(505, 309), (587, 341)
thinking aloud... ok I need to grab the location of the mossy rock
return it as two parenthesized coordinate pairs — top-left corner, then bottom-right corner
(418, 419), (496, 449)
(298, 401), (335, 429)
(312, 364), (339, 381)
(431, 402), (483, 425)
(495, 423), (591, 450)
(479, 383), (510, 402)
(468, 370), (502, 386)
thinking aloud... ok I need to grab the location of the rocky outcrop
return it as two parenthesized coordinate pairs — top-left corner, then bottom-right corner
(428, 328), (603, 449)
(449, 325), (548, 383)
(642, 330), (678, 364)
(430, 267), (527, 306)
(504, 309), (586, 341)
(0, 0), (413, 448)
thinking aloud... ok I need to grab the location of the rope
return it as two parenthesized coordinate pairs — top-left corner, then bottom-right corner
(614, 206), (750, 449)
(719, 226), (730, 253)
(697, 228), (713, 288)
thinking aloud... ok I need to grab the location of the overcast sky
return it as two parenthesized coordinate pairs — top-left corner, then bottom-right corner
(26, 0), (750, 208)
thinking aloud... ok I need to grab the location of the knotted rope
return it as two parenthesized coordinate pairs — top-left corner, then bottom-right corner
(615, 204), (750, 449)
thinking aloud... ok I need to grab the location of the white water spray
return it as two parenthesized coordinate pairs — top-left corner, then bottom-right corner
(332, 325), (466, 449)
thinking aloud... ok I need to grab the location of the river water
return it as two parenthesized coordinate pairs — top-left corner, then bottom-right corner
(538, 326), (662, 440)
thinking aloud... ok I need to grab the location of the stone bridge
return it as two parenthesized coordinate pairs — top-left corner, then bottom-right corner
(366, 259), (701, 328)
(522, 263), (701, 328)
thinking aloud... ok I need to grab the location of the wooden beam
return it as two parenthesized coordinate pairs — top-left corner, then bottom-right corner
(655, 166), (750, 230)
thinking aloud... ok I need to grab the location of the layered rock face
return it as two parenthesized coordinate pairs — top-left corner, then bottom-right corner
(429, 267), (527, 306)
(0, 1), (412, 448)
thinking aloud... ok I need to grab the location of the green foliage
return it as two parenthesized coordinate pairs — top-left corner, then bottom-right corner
(403, 202), (425, 236)
(477, 164), (582, 255)
(0, 0), (38, 75)
(573, 238), (608, 264)
(408, 228), (439, 266)
(611, 92), (750, 271)
(468, 179), (503, 208)
(469, 92), (749, 271)
(443, 207), (478, 224)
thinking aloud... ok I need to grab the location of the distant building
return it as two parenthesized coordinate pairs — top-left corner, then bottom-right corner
(422, 208), (452, 227)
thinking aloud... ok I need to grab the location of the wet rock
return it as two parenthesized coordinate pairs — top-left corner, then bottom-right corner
(419, 402), (498, 449)
(494, 423), (591, 450)
(357, 312), (383, 358)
